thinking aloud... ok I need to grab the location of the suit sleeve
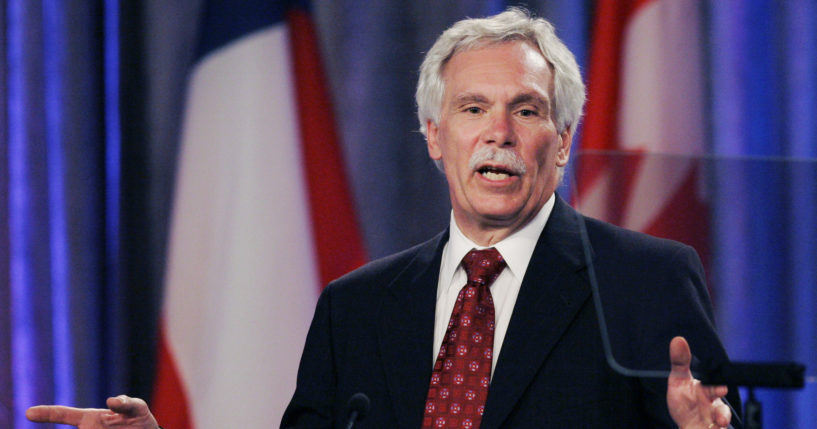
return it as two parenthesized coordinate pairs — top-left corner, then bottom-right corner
(280, 287), (337, 428)
(638, 244), (743, 428)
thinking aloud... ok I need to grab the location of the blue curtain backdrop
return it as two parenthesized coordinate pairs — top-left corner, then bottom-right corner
(1, 1), (178, 427)
(1, 0), (815, 428)
(707, 0), (817, 426)
(4, 2), (121, 428)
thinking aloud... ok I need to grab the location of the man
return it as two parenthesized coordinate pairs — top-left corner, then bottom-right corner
(27, 8), (737, 429)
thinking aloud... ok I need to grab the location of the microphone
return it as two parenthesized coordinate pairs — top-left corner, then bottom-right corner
(344, 392), (370, 429)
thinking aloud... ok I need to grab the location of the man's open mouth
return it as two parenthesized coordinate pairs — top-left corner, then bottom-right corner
(477, 165), (516, 180)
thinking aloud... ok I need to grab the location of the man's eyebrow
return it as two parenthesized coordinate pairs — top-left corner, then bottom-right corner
(450, 92), (550, 110)
(452, 93), (490, 106)
(509, 93), (548, 107)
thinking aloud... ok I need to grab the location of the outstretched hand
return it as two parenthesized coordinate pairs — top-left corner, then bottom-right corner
(667, 336), (732, 429)
(27, 395), (158, 429)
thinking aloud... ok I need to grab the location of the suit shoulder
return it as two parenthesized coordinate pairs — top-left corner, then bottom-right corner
(583, 215), (698, 263)
(325, 231), (445, 294)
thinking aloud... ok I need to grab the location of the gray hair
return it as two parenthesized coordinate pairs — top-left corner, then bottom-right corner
(416, 7), (586, 139)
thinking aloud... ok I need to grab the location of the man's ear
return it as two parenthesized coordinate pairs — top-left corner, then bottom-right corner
(427, 120), (443, 161)
(556, 126), (573, 167)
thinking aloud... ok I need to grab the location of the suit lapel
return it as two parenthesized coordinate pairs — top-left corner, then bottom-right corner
(481, 197), (592, 429)
(377, 231), (447, 429)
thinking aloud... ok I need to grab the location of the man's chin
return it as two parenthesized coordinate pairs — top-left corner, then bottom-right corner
(472, 207), (528, 228)
(470, 196), (527, 218)
(470, 198), (546, 228)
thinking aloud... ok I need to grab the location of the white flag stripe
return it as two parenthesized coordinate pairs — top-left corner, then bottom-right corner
(164, 25), (319, 427)
(619, 0), (705, 154)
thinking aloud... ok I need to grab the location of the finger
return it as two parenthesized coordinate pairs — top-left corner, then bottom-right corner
(669, 336), (692, 380)
(26, 405), (86, 425)
(105, 395), (138, 416)
(106, 395), (148, 417)
(712, 399), (732, 427)
(705, 384), (728, 400)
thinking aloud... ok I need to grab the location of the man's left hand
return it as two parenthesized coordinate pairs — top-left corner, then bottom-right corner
(26, 395), (158, 428)
(667, 336), (732, 429)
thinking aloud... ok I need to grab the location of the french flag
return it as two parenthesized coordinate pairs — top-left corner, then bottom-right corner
(151, 1), (365, 427)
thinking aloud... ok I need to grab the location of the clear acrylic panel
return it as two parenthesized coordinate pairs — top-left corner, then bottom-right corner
(568, 151), (815, 389)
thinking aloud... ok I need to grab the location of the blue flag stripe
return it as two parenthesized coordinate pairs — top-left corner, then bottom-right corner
(195, 0), (310, 60)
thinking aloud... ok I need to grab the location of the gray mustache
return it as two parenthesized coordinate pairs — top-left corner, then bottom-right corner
(468, 147), (527, 175)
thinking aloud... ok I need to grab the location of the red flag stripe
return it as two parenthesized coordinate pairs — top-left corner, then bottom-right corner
(287, 8), (367, 286)
(151, 330), (193, 429)
(578, 0), (649, 198)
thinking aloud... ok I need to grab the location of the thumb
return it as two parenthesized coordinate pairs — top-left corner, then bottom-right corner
(669, 336), (692, 380)
(106, 395), (147, 417)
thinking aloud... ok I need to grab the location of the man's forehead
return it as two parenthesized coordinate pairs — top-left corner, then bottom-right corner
(444, 40), (546, 71)
(441, 41), (553, 101)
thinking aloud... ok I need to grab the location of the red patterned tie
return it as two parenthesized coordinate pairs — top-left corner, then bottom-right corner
(422, 248), (506, 429)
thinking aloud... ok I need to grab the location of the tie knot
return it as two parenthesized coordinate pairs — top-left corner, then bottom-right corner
(462, 247), (506, 286)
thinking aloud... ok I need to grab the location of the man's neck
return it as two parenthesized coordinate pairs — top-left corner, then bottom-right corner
(456, 222), (524, 247)
(453, 194), (556, 247)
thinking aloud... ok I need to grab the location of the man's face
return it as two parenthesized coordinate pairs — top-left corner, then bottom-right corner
(427, 41), (572, 244)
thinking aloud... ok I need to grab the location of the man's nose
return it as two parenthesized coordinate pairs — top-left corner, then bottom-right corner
(481, 112), (515, 146)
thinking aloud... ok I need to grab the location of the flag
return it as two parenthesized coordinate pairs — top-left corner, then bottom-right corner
(151, 1), (366, 427)
(577, 0), (711, 267)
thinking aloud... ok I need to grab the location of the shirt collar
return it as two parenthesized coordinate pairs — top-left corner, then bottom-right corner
(444, 193), (556, 282)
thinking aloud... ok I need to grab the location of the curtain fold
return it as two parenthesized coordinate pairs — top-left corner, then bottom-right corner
(3, 1), (125, 427)
(707, 0), (817, 426)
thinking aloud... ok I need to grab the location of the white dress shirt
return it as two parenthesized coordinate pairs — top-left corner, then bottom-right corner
(433, 193), (556, 375)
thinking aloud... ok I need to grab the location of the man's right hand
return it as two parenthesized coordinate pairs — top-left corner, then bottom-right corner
(26, 395), (159, 429)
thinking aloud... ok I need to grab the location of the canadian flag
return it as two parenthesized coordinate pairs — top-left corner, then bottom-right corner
(150, 1), (365, 428)
(577, 0), (710, 266)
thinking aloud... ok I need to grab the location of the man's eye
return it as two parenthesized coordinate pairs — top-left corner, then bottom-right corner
(518, 109), (537, 117)
(465, 106), (482, 114)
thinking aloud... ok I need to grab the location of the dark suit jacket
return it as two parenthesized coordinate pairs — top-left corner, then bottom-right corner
(281, 196), (741, 428)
